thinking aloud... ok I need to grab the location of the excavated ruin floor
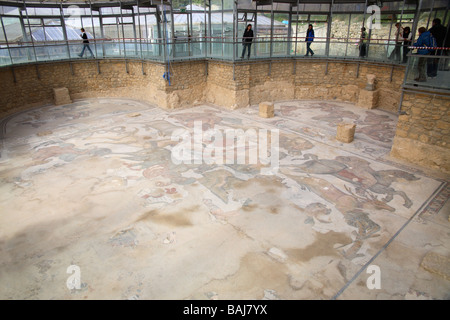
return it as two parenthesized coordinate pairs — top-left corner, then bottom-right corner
(0, 98), (449, 300)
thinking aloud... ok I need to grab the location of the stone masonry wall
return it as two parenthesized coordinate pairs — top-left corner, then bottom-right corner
(248, 61), (295, 104)
(0, 60), (168, 119)
(0, 58), (404, 119)
(293, 61), (404, 112)
(164, 61), (207, 109)
(205, 61), (249, 109)
(391, 91), (450, 173)
(205, 59), (404, 111)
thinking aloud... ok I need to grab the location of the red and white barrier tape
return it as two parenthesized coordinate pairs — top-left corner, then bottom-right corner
(408, 46), (450, 50)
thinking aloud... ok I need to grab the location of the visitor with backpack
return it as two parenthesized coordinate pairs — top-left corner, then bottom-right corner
(413, 27), (434, 82)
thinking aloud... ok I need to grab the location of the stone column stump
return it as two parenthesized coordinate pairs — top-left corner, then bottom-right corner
(357, 74), (378, 109)
(365, 74), (376, 91)
(358, 90), (379, 109)
(337, 122), (356, 143)
(53, 87), (72, 105)
(259, 101), (274, 118)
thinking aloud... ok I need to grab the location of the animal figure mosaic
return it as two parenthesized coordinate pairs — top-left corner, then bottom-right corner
(169, 111), (224, 130)
(281, 171), (386, 259)
(296, 154), (418, 208)
(280, 103), (396, 144)
(356, 111), (396, 143)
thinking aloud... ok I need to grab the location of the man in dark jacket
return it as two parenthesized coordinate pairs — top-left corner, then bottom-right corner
(429, 18), (447, 52)
(78, 28), (95, 58)
(241, 24), (254, 59)
(428, 18), (447, 77)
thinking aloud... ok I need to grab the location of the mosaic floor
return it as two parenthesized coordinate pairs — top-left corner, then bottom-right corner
(0, 98), (449, 300)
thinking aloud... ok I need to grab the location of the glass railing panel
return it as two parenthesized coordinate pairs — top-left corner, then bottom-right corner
(46, 43), (70, 61)
(272, 38), (289, 57)
(9, 46), (34, 64)
(104, 42), (126, 57)
(386, 41), (403, 62)
(254, 38), (270, 59)
(210, 38), (223, 58)
(366, 42), (390, 61)
(91, 43), (101, 58)
(306, 39), (326, 56)
(345, 42), (359, 58)
(0, 47), (11, 66)
(173, 39), (191, 59)
(222, 40), (233, 60)
(191, 40), (205, 59)
(69, 42), (95, 59)
(124, 41), (140, 58)
(404, 54), (450, 91)
(34, 44), (53, 62)
(328, 42), (347, 58)
(0, 37), (416, 66)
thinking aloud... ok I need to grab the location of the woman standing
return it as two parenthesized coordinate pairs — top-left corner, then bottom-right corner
(241, 24), (254, 59)
(305, 24), (315, 56)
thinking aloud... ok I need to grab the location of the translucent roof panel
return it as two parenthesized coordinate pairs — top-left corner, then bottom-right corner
(66, 27), (84, 40)
(173, 10), (284, 26)
(31, 28), (47, 41)
(31, 25), (92, 41)
(45, 27), (65, 41)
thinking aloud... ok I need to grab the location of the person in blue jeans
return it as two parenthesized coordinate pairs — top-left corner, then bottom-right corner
(241, 24), (254, 59)
(78, 28), (95, 58)
(305, 24), (315, 56)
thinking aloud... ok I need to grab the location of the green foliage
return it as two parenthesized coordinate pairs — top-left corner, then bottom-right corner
(172, 0), (205, 9)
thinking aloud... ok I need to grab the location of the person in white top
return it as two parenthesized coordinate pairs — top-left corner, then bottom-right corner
(389, 23), (404, 62)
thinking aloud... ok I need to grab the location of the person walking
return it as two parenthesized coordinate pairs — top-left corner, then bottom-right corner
(413, 27), (433, 82)
(241, 24), (254, 60)
(389, 23), (403, 62)
(402, 26), (412, 63)
(305, 24), (315, 56)
(78, 28), (95, 59)
(359, 27), (368, 58)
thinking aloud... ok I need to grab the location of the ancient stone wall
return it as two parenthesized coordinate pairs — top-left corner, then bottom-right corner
(205, 61), (245, 109)
(0, 60), (167, 119)
(293, 61), (403, 111)
(391, 91), (450, 173)
(248, 61), (295, 104)
(204, 59), (403, 111)
(0, 58), (404, 119)
(164, 60), (207, 109)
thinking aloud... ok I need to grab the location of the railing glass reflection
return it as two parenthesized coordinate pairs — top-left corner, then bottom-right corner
(1, 36), (422, 66)
(404, 53), (450, 91)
